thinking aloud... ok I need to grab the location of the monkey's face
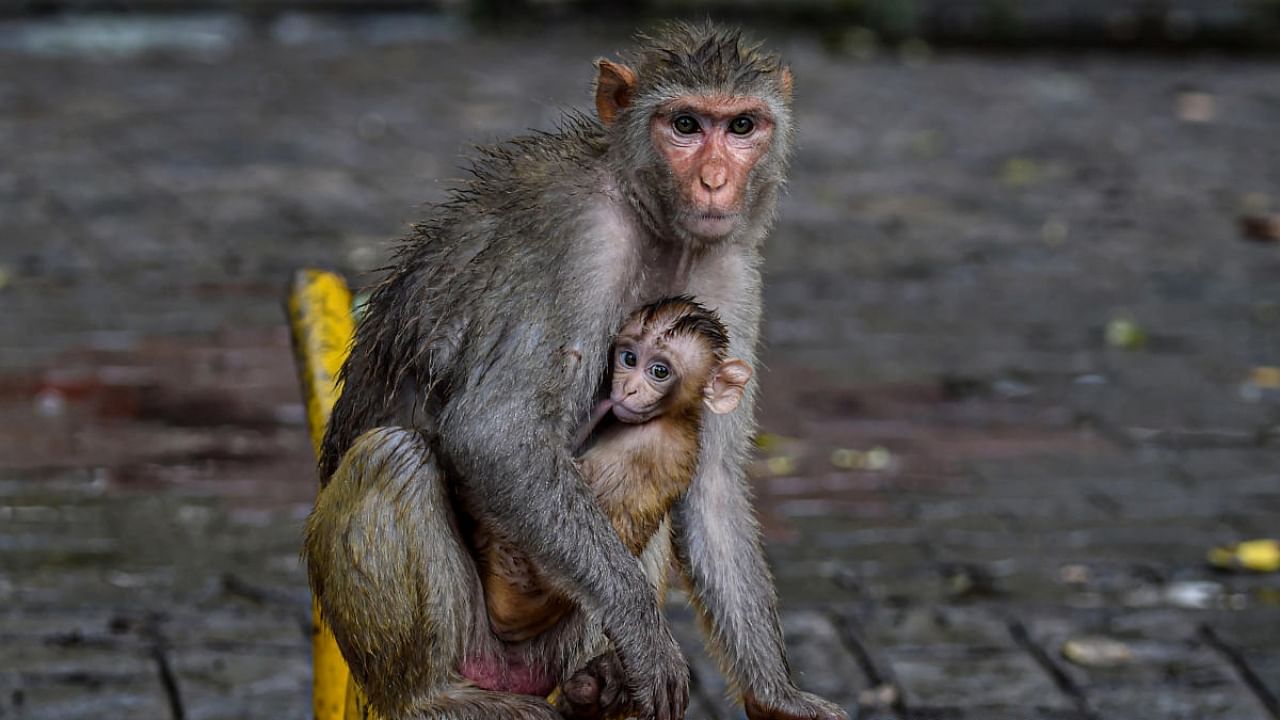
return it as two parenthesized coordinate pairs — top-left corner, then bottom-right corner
(649, 97), (776, 241)
(609, 331), (712, 424)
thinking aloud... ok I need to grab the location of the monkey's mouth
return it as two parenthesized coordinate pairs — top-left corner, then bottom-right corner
(687, 211), (738, 238)
(611, 404), (656, 424)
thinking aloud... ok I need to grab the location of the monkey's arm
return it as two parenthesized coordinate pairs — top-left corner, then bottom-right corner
(571, 398), (615, 454)
(435, 381), (688, 720)
(673, 403), (845, 720)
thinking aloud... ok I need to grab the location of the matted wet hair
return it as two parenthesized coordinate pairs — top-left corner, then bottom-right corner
(629, 295), (730, 361)
(625, 21), (786, 99)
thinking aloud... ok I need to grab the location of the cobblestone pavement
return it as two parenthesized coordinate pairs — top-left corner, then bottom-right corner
(1, 14), (1279, 720)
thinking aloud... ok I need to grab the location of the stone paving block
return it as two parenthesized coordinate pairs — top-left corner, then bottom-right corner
(0, 608), (132, 642)
(0, 636), (170, 720)
(171, 646), (310, 720)
(1026, 612), (1273, 720)
(667, 600), (736, 720)
(165, 603), (310, 653)
(858, 606), (1074, 716)
(780, 610), (865, 712)
(1070, 356), (1270, 436)
(0, 675), (173, 720)
(1201, 609), (1280, 713)
(0, 633), (152, 678)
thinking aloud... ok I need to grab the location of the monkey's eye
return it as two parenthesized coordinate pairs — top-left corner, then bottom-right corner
(672, 114), (701, 135)
(728, 116), (755, 135)
(648, 363), (671, 381)
(619, 350), (638, 368)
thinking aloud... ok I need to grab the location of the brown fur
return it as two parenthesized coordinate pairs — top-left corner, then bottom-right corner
(585, 413), (700, 555)
(477, 298), (734, 648)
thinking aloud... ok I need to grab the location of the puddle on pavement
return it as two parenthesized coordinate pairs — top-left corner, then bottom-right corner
(0, 328), (317, 511)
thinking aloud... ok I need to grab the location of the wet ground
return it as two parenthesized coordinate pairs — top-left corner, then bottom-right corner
(1, 13), (1279, 720)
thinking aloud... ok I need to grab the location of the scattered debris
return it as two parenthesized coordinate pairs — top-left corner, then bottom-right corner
(830, 446), (893, 471)
(33, 387), (66, 418)
(1239, 366), (1280, 403)
(857, 683), (899, 708)
(908, 129), (943, 158)
(942, 563), (1003, 600)
(1058, 564), (1091, 585)
(1241, 213), (1280, 243)
(766, 455), (797, 476)
(992, 378), (1035, 399)
(754, 433), (795, 453)
(1041, 216), (1069, 246)
(1062, 636), (1134, 667)
(1164, 580), (1223, 609)
(1209, 539), (1280, 573)
(1175, 90), (1216, 123)
(1105, 317), (1147, 350)
(1000, 156), (1045, 188)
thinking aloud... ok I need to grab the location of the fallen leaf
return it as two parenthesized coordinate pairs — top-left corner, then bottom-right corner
(1208, 539), (1280, 573)
(1176, 91), (1216, 123)
(1241, 214), (1280, 243)
(766, 455), (796, 476)
(1105, 317), (1147, 350)
(1062, 636), (1133, 667)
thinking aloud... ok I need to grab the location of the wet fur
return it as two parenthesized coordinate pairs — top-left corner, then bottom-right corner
(305, 21), (844, 720)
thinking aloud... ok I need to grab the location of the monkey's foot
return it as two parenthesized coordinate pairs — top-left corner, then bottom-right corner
(556, 652), (632, 720)
(744, 687), (849, 720)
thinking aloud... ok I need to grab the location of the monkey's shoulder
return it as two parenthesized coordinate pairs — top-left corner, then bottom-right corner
(461, 114), (608, 193)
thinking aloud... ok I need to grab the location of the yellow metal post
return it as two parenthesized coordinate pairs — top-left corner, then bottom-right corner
(285, 269), (375, 720)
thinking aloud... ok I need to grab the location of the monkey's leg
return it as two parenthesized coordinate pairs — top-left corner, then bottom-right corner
(305, 427), (562, 720)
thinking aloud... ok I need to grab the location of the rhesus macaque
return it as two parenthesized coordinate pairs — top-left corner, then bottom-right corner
(477, 297), (752, 661)
(305, 21), (848, 720)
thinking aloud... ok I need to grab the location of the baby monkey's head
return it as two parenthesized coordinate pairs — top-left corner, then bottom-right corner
(609, 297), (753, 424)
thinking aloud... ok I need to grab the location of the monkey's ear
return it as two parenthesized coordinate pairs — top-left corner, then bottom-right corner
(779, 66), (794, 101)
(594, 59), (637, 126)
(704, 359), (753, 415)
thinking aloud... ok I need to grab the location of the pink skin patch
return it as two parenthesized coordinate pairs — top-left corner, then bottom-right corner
(460, 655), (556, 697)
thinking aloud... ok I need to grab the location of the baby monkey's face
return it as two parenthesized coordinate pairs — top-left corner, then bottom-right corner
(609, 329), (713, 424)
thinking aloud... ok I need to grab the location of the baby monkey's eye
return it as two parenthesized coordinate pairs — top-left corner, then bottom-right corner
(648, 363), (670, 381)
(619, 350), (638, 368)
(728, 116), (755, 135)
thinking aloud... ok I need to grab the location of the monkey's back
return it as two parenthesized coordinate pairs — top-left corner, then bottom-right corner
(318, 115), (618, 483)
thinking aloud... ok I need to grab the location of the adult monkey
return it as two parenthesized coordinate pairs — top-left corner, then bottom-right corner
(309, 22), (847, 720)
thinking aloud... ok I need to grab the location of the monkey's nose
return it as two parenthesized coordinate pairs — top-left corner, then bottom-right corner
(700, 164), (728, 192)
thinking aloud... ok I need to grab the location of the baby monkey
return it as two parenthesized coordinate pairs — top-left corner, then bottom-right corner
(575, 297), (753, 554)
(473, 297), (752, 713)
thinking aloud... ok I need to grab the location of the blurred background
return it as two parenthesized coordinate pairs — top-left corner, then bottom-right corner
(2, 1), (1279, 719)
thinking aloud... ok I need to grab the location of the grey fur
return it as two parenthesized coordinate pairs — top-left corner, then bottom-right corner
(306, 20), (844, 720)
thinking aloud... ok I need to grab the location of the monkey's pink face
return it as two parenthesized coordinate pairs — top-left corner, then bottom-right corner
(650, 96), (775, 240)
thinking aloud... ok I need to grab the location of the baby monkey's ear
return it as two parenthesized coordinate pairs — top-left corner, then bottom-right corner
(704, 359), (753, 415)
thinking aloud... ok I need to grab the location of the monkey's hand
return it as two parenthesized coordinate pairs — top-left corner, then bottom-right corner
(611, 621), (688, 720)
(557, 652), (631, 720)
(744, 688), (849, 720)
